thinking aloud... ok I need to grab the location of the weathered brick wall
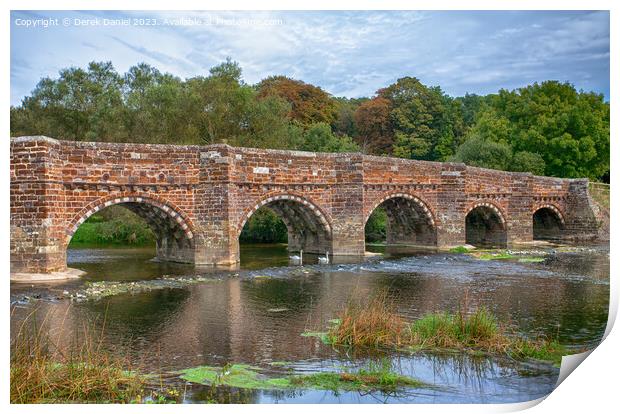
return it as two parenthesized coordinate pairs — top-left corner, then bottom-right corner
(10, 136), (600, 277)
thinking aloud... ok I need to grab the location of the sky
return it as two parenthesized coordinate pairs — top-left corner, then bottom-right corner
(10, 10), (610, 106)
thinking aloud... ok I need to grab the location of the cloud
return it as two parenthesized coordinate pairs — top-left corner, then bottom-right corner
(10, 10), (610, 105)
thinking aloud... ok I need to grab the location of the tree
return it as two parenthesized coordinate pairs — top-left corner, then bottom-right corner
(185, 60), (295, 149)
(455, 93), (488, 127)
(332, 97), (364, 139)
(378, 77), (464, 161)
(511, 151), (546, 175)
(299, 123), (359, 153)
(354, 97), (393, 154)
(239, 209), (288, 243)
(11, 61), (125, 141)
(123, 64), (191, 144)
(471, 81), (609, 179)
(450, 136), (513, 171)
(257, 76), (338, 126)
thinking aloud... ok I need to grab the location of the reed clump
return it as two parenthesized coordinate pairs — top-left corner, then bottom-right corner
(10, 310), (144, 403)
(326, 293), (566, 365)
(329, 292), (409, 348)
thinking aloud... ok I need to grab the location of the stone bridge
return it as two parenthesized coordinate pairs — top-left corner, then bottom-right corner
(10, 136), (599, 280)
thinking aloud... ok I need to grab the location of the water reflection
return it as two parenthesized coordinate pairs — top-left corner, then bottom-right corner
(9, 243), (609, 403)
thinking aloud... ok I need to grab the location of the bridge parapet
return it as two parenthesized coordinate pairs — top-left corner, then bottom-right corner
(10, 136), (600, 280)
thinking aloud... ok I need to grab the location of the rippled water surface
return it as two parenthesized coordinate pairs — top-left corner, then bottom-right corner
(10, 243), (609, 403)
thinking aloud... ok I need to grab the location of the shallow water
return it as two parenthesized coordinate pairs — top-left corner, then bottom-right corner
(10, 243), (609, 403)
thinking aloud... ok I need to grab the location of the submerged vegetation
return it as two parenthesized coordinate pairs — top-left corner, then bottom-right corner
(180, 359), (424, 392)
(312, 293), (567, 366)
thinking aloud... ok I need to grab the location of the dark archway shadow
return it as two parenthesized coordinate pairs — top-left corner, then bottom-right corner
(533, 207), (564, 241)
(465, 206), (507, 248)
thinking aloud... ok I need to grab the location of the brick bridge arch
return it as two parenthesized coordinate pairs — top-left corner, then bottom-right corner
(465, 202), (508, 247)
(364, 192), (437, 247)
(236, 192), (332, 255)
(10, 136), (600, 279)
(65, 194), (197, 263)
(532, 203), (566, 241)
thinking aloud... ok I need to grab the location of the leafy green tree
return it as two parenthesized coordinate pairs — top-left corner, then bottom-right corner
(510, 151), (546, 175)
(365, 207), (387, 242)
(378, 77), (464, 161)
(472, 81), (609, 179)
(332, 97), (364, 139)
(455, 93), (488, 127)
(450, 136), (513, 170)
(11, 61), (125, 141)
(299, 123), (359, 153)
(124, 65), (192, 144)
(185, 60), (296, 149)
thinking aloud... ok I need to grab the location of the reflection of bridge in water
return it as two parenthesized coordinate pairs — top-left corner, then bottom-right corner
(10, 247), (609, 375)
(10, 136), (599, 280)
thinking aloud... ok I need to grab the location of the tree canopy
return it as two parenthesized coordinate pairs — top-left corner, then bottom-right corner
(10, 61), (609, 181)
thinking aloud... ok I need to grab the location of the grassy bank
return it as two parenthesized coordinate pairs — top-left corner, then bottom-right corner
(69, 206), (155, 246)
(10, 311), (145, 403)
(309, 293), (566, 366)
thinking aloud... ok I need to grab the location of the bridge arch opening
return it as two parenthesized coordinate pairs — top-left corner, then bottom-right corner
(67, 196), (195, 264)
(533, 207), (565, 241)
(465, 204), (507, 247)
(238, 195), (332, 264)
(365, 194), (437, 249)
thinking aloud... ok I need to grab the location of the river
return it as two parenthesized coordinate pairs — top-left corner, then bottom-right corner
(10, 243), (609, 403)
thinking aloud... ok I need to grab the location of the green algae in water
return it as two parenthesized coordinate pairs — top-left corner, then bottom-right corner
(179, 364), (287, 390)
(292, 371), (424, 392)
(179, 363), (425, 392)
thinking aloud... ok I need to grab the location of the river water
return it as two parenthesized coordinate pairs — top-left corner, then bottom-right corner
(10, 243), (609, 404)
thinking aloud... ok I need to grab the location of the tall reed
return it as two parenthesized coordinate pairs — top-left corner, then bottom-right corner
(326, 291), (566, 364)
(10, 307), (144, 403)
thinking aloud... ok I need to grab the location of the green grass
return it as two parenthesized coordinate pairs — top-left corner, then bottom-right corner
(314, 293), (567, 365)
(69, 206), (156, 246)
(509, 338), (567, 366)
(449, 246), (470, 253)
(70, 220), (155, 246)
(410, 308), (499, 348)
(268, 361), (294, 367)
